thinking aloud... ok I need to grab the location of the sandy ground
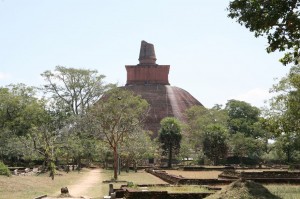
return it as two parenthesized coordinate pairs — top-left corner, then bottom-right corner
(66, 168), (102, 197)
(47, 168), (102, 199)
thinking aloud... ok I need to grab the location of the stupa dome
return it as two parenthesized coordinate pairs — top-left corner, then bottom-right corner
(122, 41), (203, 137)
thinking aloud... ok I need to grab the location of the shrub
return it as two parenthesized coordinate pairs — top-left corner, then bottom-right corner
(0, 161), (11, 177)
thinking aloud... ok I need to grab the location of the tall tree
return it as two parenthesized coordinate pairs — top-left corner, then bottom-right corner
(225, 100), (265, 163)
(227, 0), (300, 66)
(159, 117), (182, 168)
(41, 66), (114, 169)
(86, 88), (149, 179)
(225, 99), (261, 138)
(41, 66), (113, 115)
(0, 84), (48, 164)
(268, 65), (300, 162)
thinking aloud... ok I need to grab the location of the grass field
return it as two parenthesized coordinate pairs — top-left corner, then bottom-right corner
(0, 169), (167, 199)
(165, 170), (222, 179)
(99, 169), (168, 197)
(0, 169), (88, 199)
(266, 184), (300, 199)
(1, 169), (300, 199)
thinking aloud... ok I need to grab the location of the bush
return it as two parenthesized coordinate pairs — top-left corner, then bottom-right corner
(0, 161), (11, 177)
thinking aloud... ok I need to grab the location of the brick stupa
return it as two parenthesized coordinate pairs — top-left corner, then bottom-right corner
(123, 41), (203, 137)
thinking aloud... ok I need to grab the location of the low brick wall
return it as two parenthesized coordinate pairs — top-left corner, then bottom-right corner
(123, 188), (212, 199)
(218, 170), (240, 179)
(219, 170), (300, 184)
(124, 188), (169, 199)
(145, 168), (234, 185)
(241, 171), (300, 179)
(176, 178), (234, 185)
(146, 169), (184, 184)
(168, 193), (212, 199)
(183, 166), (234, 171)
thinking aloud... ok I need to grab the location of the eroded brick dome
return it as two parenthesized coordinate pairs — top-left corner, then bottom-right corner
(122, 84), (203, 137)
(121, 41), (203, 137)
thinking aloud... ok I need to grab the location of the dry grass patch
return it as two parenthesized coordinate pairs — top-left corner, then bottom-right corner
(0, 169), (88, 199)
(165, 170), (222, 179)
(206, 180), (280, 199)
(266, 184), (300, 199)
(98, 169), (168, 198)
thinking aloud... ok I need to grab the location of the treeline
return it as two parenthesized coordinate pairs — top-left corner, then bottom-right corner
(1, 65), (300, 179)
(182, 65), (300, 166)
(0, 66), (156, 180)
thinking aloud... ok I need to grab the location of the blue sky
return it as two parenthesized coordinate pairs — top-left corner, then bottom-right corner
(0, 0), (290, 108)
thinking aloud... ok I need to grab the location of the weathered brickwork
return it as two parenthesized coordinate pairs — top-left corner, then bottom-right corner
(122, 41), (203, 137)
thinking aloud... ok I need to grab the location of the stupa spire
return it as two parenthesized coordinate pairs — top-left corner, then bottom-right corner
(125, 40), (170, 85)
(138, 40), (157, 65)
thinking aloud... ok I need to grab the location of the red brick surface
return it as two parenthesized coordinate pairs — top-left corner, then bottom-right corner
(126, 65), (170, 85)
(122, 85), (202, 137)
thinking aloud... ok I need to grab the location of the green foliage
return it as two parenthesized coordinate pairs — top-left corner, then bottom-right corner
(202, 125), (228, 165)
(120, 129), (156, 171)
(0, 84), (50, 165)
(268, 65), (300, 162)
(186, 105), (228, 142)
(41, 66), (114, 115)
(229, 132), (264, 163)
(185, 105), (229, 164)
(225, 99), (261, 138)
(87, 88), (149, 179)
(228, 0), (300, 66)
(127, 181), (136, 188)
(0, 84), (45, 137)
(0, 161), (11, 177)
(159, 117), (182, 168)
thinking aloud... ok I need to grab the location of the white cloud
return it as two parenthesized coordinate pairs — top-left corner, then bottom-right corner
(231, 88), (273, 107)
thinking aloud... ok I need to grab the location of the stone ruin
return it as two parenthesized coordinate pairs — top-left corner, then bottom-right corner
(122, 40), (203, 137)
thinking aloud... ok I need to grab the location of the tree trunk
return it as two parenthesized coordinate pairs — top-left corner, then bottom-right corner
(113, 146), (118, 180)
(77, 156), (81, 171)
(125, 159), (129, 173)
(168, 144), (172, 168)
(287, 148), (291, 163)
(133, 160), (137, 172)
(49, 159), (55, 180)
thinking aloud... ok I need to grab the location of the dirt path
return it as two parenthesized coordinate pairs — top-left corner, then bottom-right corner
(64, 168), (102, 198)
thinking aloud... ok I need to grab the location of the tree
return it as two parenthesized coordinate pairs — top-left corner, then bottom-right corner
(185, 105), (228, 163)
(229, 132), (264, 165)
(225, 100), (265, 163)
(120, 129), (156, 172)
(202, 125), (228, 165)
(225, 100), (261, 138)
(41, 66), (114, 170)
(227, 0), (300, 66)
(158, 117), (182, 168)
(0, 84), (43, 137)
(41, 66), (113, 115)
(86, 88), (149, 179)
(0, 84), (49, 164)
(267, 65), (300, 162)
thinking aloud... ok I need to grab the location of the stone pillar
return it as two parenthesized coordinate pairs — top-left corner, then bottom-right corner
(109, 184), (114, 196)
